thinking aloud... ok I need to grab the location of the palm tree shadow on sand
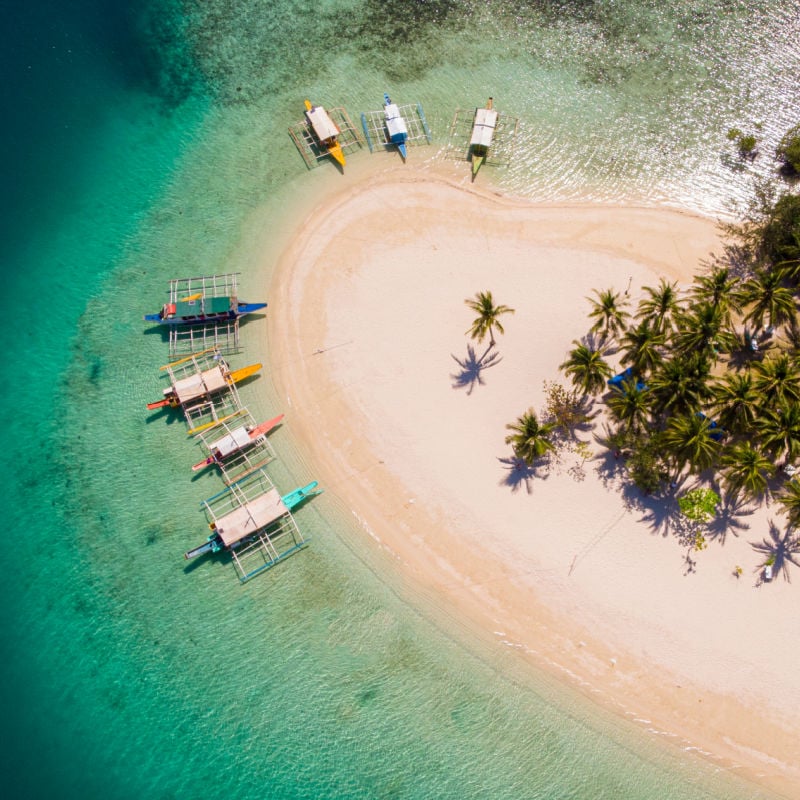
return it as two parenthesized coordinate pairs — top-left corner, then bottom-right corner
(450, 343), (502, 395)
(751, 520), (800, 584)
(497, 456), (549, 494)
(704, 492), (756, 544)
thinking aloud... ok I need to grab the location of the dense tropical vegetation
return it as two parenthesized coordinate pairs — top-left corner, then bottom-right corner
(551, 177), (800, 548)
(483, 126), (800, 575)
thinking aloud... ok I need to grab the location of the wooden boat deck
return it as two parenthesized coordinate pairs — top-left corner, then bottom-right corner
(289, 107), (365, 169)
(447, 106), (520, 167)
(360, 102), (433, 154)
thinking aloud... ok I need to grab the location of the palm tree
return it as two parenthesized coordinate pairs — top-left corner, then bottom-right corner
(689, 266), (743, 328)
(637, 278), (681, 335)
(751, 354), (800, 409)
(711, 371), (760, 434)
(776, 479), (800, 528)
(757, 401), (800, 465)
(559, 341), (612, 396)
(464, 291), (515, 347)
(607, 380), (652, 433)
(587, 288), (630, 343)
(649, 352), (713, 418)
(741, 268), (797, 333)
(720, 441), (774, 502)
(672, 302), (737, 360)
(505, 408), (556, 465)
(619, 319), (665, 375)
(662, 412), (723, 474)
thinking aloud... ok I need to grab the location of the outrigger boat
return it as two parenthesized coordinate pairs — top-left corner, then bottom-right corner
(184, 480), (322, 561)
(383, 94), (409, 160)
(305, 100), (346, 167)
(144, 294), (266, 326)
(191, 413), (284, 471)
(146, 357), (261, 410)
(470, 97), (497, 178)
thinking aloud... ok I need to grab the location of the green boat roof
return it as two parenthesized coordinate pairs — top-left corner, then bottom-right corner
(176, 296), (232, 316)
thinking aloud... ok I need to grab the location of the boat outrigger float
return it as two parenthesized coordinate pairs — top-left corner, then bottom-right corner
(470, 97), (497, 179)
(305, 100), (346, 167)
(146, 355), (261, 410)
(191, 414), (284, 471)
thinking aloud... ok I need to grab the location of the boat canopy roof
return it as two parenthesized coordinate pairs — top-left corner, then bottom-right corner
(384, 104), (408, 139)
(214, 488), (289, 547)
(173, 365), (228, 404)
(470, 108), (498, 147)
(175, 295), (232, 317)
(306, 105), (339, 141)
(211, 425), (253, 457)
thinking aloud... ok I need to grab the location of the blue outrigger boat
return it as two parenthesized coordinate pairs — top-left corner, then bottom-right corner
(144, 295), (266, 326)
(144, 272), (266, 327)
(383, 94), (409, 160)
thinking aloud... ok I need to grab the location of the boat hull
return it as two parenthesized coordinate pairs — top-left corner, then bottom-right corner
(143, 302), (267, 326)
(327, 141), (346, 167)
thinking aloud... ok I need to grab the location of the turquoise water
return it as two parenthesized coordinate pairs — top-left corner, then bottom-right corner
(3, 1), (798, 797)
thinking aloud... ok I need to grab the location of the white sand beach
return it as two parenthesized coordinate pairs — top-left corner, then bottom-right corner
(266, 164), (800, 796)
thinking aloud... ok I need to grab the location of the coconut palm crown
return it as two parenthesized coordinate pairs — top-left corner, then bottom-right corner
(742, 268), (798, 333)
(560, 341), (612, 396)
(619, 320), (665, 376)
(464, 291), (515, 347)
(662, 412), (723, 474)
(720, 441), (774, 502)
(711, 371), (760, 435)
(637, 278), (681, 335)
(587, 288), (630, 343)
(505, 408), (556, 465)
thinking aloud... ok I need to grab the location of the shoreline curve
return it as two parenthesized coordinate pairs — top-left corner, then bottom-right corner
(266, 165), (800, 797)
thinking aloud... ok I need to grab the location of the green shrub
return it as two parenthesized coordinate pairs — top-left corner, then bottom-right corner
(678, 488), (720, 523)
(776, 124), (800, 174)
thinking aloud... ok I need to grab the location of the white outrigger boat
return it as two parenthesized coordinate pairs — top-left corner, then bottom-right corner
(191, 414), (284, 471)
(304, 100), (346, 167)
(383, 93), (409, 160)
(470, 97), (497, 178)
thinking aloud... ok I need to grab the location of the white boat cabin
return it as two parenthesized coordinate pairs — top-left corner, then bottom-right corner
(470, 107), (498, 149)
(213, 488), (290, 549)
(209, 424), (254, 459)
(172, 365), (228, 405)
(384, 103), (408, 142)
(306, 105), (340, 143)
